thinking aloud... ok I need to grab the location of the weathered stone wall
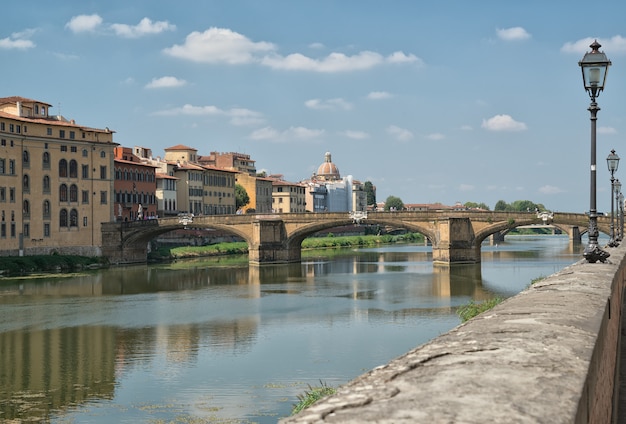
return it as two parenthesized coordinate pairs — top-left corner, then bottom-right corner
(281, 245), (626, 424)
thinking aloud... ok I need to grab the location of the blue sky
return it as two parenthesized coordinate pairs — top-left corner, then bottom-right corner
(3, 0), (626, 212)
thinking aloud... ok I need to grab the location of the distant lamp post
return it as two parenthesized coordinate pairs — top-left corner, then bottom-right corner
(579, 40), (612, 263)
(615, 178), (623, 241)
(606, 149), (620, 246)
(619, 190), (624, 241)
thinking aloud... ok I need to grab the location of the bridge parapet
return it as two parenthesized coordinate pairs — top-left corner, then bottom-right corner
(281, 244), (626, 423)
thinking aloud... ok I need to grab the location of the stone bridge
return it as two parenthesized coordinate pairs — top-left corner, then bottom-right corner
(101, 210), (608, 265)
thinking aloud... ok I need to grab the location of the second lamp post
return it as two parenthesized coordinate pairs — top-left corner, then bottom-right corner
(607, 149), (620, 246)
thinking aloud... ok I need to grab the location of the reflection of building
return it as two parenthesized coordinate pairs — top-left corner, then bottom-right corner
(0, 96), (116, 256)
(0, 326), (116, 422)
(303, 152), (366, 212)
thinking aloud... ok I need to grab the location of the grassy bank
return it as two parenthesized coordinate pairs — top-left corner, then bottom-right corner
(0, 254), (105, 277)
(149, 232), (425, 261)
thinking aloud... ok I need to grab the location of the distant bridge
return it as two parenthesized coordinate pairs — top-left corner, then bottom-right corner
(101, 211), (605, 265)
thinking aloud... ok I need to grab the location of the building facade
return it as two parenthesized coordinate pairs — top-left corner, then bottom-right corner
(0, 96), (116, 256)
(270, 176), (307, 213)
(113, 146), (158, 221)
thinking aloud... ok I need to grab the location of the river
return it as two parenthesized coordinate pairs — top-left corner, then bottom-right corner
(0, 235), (588, 423)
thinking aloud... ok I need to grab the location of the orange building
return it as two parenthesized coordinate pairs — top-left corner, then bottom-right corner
(113, 146), (158, 221)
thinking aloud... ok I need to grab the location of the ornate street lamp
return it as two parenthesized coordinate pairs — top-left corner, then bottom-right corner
(606, 149), (620, 246)
(579, 40), (612, 262)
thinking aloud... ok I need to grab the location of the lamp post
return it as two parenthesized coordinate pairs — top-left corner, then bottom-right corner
(607, 149), (620, 246)
(616, 178), (623, 241)
(619, 190), (624, 241)
(579, 40), (612, 263)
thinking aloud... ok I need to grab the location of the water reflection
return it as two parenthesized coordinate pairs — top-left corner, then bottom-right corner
(0, 237), (584, 423)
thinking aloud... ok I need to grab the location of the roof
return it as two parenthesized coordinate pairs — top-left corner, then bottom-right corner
(114, 158), (159, 168)
(165, 144), (197, 151)
(0, 96), (52, 107)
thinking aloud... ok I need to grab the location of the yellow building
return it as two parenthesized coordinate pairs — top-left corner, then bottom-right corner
(0, 96), (116, 256)
(270, 175), (307, 213)
(235, 173), (273, 213)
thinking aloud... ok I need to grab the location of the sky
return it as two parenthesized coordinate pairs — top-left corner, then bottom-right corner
(3, 0), (626, 213)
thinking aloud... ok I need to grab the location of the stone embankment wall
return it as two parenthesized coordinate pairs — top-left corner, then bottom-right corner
(281, 245), (626, 424)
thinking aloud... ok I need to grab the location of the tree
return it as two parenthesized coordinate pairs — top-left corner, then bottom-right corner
(364, 181), (376, 206)
(384, 195), (404, 211)
(235, 184), (250, 210)
(494, 200), (509, 211)
(464, 201), (490, 211)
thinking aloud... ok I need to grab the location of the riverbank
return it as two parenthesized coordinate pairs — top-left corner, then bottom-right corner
(148, 232), (425, 261)
(0, 233), (424, 277)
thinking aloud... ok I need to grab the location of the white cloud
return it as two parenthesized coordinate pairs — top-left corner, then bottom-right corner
(163, 27), (276, 64)
(305, 98), (352, 110)
(539, 185), (564, 194)
(481, 114), (527, 131)
(426, 133), (445, 141)
(341, 130), (370, 140)
(249, 126), (324, 142)
(111, 17), (175, 38)
(0, 36), (34, 50)
(367, 91), (392, 100)
(561, 35), (626, 54)
(387, 125), (413, 141)
(460, 125), (473, 131)
(459, 184), (475, 191)
(66, 14), (103, 33)
(496, 27), (531, 41)
(164, 27), (420, 73)
(153, 103), (263, 126)
(598, 126), (617, 135)
(145, 76), (187, 89)
(309, 42), (325, 49)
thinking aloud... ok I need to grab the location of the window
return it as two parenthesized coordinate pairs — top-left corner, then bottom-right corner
(82, 149), (88, 157)
(100, 191), (107, 204)
(61, 145), (67, 152)
(22, 150), (29, 166)
(70, 209), (78, 227)
(9, 188), (14, 203)
(59, 130), (65, 139)
(43, 151), (50, 169)
(82, 190), (89, 204)
(43, 200), (50, 219)
(0, 159), (4, 174)
(22, 175), (29, 193)
(9, 160), (14, 175)
(0, 222), (4, 238)
(59, 159), (68, 177)
(70, 132), (76, 140)
(0, 187), (4, 202)
(10, 222), (15, 238)
(69, 160), (78, 178)
(60, 209), (68, 227)
(100, 166), (107, 179)
(82, 165), (89, 179)
(59, 184), (68, 202)
(23, 200), (29, 218)
(43, 176), (50, 193)
(70, 184), (78, 202)
(9, 124), (14, 133)
(0, 139), (4, 146)
(44, 223), (50, 237)
(83, 216), (88, 227)
(23, 223), (29, 237)
(47, 128), (52, 136)
(100, 151), (106, 158)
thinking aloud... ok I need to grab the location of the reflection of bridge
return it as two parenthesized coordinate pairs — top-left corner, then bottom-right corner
(101, 211), (605, 265)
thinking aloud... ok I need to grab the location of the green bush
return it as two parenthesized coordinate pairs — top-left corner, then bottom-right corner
(291, 381), (337, 416)
(457, 298), (503, 322)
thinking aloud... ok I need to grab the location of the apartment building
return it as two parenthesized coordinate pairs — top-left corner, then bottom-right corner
(269, 175), (307, 213)
(235, 172), (273, 213)
(113, 146), (158, 221)
(200, 151), (256, 176)
(0, 96), (116, 256)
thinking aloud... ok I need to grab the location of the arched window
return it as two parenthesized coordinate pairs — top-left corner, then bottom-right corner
(70, 209), (78, 227)
(23, 174), (29, 192)
(43, 175), (50, 193)
(43, 200), (51, 219)
(69, 184), (78, 202)
(43, 151), (50, 169)
(100, 150), (106, 158)
(59, 159), (68, 178)
(69, 160), (78, 178)
(59, 184), (68, 202)
(23, 200), (30, 217)
(23, 150), (29, 166)
(60, 209), (68, 227)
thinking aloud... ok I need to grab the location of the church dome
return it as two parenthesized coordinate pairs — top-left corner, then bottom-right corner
(316, 152), (340, 181)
